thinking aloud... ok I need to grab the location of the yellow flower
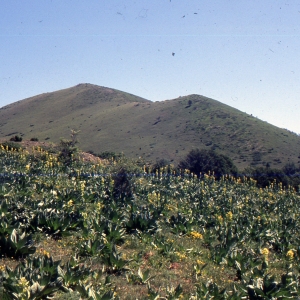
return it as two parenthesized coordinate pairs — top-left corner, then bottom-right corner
(18, 277), (29, 293)
(216, 215), (223, 223)
(0, 265), (5, 272)
(226, 211), (233, 221)
(175, 252), (187, 260)
(96, 202), (104, 210)
(286, 249), (294, 260)
(67, 200), (74, 207)
(190, 231), (203, 239)
(43, 250), (50, 258)
(80, 181), (85, 190)
(261, 248), (269, 256)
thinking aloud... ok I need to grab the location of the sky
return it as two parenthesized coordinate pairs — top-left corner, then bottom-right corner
(1, 0), (300, 134)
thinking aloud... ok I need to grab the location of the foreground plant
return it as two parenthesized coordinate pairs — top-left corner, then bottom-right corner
(0, 228), (36, 259)
(0, 253), (116, 300)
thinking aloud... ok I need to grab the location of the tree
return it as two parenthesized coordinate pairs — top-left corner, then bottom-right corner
(58, 130), (80, 166)
(178, 149), (238, 178)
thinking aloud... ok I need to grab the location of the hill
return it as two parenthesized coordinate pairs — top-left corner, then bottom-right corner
(1, 83), (300, 169)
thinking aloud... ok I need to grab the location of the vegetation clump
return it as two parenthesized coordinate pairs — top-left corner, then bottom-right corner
(178, 148), (238, 178)
(10, 135), (22, 142)
(57, 130), (80, 166)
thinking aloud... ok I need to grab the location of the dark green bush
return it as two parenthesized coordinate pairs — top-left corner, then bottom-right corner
(178, 148), (238, 178)
(10, 135), (22, 142)
(98, 151), (123, 161)
(151, 159), (171, 173)
(245, 164), (300, 189)
(57, 130), (79, 166)
(111, 158), (143, 200)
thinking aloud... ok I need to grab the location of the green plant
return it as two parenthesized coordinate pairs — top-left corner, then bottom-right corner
(238, 262), (299, 299)
(126, 267), (155, 285)
(146, 283), (161, 300)
(75, 282), (117, 300)
(77, 235), (105, 257)
(165, 284), (183, 300)
(193, 280), (230, 299)
(100, 244), (131, 274)
(0, 256), (67, 299)
(169, 213), (194, 235)
(193, 261), (207, 280)
(125, 205), (159, 234)
(0, 228), (36, 259)
(33, 209), (79, 238)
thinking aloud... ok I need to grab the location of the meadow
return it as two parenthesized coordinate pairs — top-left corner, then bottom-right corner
(0, 143), (299, 299)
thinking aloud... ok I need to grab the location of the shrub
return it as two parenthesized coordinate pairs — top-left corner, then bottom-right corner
(111, 158), (143, 200)
(151, 159), (171, 173)
(245, 164), (300, 189)
(244, 166), (290, 188)
(98, 151), (123, 161)
(10, 135), (22, 142)
(178, 148), (238, 178)
(57, 130), (80, 166)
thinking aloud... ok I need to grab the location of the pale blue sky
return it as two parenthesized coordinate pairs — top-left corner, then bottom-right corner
(1, 0), (300, 133)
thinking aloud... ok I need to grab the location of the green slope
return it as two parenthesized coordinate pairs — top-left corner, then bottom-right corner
(1, 83), (299, 169)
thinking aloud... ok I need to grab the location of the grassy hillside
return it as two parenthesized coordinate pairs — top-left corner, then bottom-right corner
(1, 83), (300, 169)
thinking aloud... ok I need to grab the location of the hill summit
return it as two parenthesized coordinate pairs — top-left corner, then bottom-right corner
(1, 83), (299, 169)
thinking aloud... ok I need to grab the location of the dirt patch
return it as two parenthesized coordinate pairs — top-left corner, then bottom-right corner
(0, 138), (104, 164)
(79, 152), (103, 164)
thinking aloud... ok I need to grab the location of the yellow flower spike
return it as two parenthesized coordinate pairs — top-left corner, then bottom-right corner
(43, 250), (50, 258)
(96, 202), (104, 210)
(286, 249), (294, 260)
(226, 211), (233, 221)
(18, 277), (29, 287)
(190, 231), (203, 239)
(261, 248), (269, 256)
(67, 199), (74, 207)
(216, 215), (223, 223)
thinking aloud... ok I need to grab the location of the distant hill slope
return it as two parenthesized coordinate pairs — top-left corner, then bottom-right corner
(1, 83), (300, 169)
